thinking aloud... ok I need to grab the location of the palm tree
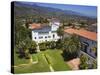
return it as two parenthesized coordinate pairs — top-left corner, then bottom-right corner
(63, 34), (81, 53)
(29, 40), (37, 53)
(80, 54), (89, 69)
(57, 26), (64, 39)
(62, 34), (81, 60)
(17, 41), (26, 58)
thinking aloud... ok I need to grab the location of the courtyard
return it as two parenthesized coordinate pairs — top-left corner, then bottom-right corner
(14, 49), (71, 74)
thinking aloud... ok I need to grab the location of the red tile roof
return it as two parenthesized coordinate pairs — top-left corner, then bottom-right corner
(64, 28), (97, 41)
(29, 23), (42, 29)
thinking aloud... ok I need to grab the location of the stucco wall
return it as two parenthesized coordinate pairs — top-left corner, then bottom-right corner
(32, 31), (60, 43)
(80, 36), (97, 58)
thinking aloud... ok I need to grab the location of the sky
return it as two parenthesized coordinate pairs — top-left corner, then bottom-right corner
(37, 3), (97, 18)
(20, 1), (97, 18)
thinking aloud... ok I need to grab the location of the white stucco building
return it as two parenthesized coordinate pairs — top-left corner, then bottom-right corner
(29, 19), (60, 43)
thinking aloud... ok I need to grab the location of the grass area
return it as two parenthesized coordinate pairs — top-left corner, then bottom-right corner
(14, 49), (71, 74)
(32, 54), (38, 61)
(14, 52), (50, 73)
(44, 50), (71, 71)
(14, 49), (29, 65)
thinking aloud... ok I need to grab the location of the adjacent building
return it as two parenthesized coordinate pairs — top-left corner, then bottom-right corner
(64, 28), (97, 68)
(64, 28), (97, 58)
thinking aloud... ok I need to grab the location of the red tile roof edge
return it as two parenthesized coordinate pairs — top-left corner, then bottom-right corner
(64, 28), (97, 41)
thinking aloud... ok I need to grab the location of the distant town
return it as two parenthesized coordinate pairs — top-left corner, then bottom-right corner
(12, 1), (97, 74)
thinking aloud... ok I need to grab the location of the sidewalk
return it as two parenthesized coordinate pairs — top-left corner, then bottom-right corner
(66, 58), (80, 70)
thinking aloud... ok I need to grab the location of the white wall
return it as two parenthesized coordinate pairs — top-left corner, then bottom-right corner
(51, 22), (60, 31)
(32, 31), (60, 43)
(80, 37), (97, 58)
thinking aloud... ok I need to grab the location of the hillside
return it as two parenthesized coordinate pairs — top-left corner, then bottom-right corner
(13, 2), (97, 24)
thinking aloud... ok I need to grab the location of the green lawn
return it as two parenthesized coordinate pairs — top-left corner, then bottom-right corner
(44, 50), (71, 71)
(14, 52), (50, 73)
(32, 54), (38, 61)
(14, 49), (71, 74)
(14, 48), (30, 65)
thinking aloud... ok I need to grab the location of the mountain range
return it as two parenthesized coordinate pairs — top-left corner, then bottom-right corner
(13, 2), (96, 23)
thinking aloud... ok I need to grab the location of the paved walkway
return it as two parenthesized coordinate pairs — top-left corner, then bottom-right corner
(67, 58), (80, 70)
(49, 64), (54, 72)
(42, 54), (54, 72)
(36, 43), (40, 52)
(30, 55), (33, 63)
(13, 63), (30, 68)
